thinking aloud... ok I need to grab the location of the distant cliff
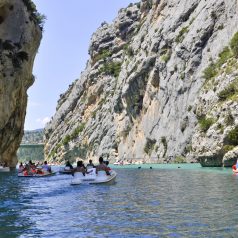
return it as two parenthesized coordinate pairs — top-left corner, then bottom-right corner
(21, 129), (44, 144)
(0, 0), (42, 167)
(17, 129), (44, 162)
(45, 0), (238, 166)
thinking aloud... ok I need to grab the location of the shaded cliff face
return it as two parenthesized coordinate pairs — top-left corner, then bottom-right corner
(0, 0), (42, 167)
(45, 0), (238, 166)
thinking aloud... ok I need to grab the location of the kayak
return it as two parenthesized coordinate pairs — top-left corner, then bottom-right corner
(71, 168), (117, 185)
(18, 171), (57, 177)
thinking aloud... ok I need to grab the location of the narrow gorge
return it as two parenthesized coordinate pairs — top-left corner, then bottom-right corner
(0, 0), (42, 167)
(45, 0), (238, 167)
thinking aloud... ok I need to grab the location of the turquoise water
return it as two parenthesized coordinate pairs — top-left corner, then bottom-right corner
(0, 164), (238, 237)
(111, 163), (233, 174)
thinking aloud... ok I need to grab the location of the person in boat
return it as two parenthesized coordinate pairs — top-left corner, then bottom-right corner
(28, 160), (37, 173)
(18, 162), (24, 173)
(96, 157), (110, 175)
(73, 160), (86, 176)
(86, 159), (95, 169)
(65, 161), (74, 170)
(232, 159), (238, 171)
(22, 163), (32, 176)
(105, 161), (111, 171)
(42, 161), (52, 173)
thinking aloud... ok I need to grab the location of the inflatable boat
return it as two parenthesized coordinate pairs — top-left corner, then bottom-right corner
(232, 165), (238, 173)
(0, 166), (10, 172)
(18, 171), (56, 177)
(59, 166), (74, 174)
(71, 168), (117, 185)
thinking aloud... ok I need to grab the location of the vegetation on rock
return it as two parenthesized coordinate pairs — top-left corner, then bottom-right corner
(218, 80), (238, 101)
(22, 0), (46, 29)
(198, 116), (215, 133)
(230, 32), (238, 57)
(175, 26), (189, 43)
(144, 138), (156, 155)
(161, 137), (167, 157)
(174, 156), (187, 163)
(99, 61), (122, 78)
(203, 32), (238, 82)
(224, 126), (238, 146)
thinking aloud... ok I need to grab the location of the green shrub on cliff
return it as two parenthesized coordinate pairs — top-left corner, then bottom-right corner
(175, 26), (189, 43)
(230, 32), (238, 57)
(70, 123), (85, 139)
(225, 113), (235, 126)
(225, 126), (238, 146)
(174, 156), (187, 163)
(62, 123), (86, 143)
(99, 61), (122, 77)
(161, 136), (167, 157)
(160, 49), (171, 63)
(203, 47), (233, 82)
(22, 0), (46, 29)
(94, 49), (112, 62)
(217, 47), (232, 67)
(222, 145), (235, 153)
(198, 116), (215, 132)
(124, 44), (134, 57)
(62, 135), (71, 145)
(218, 82), (238, 101)
(203, 63), (217, 81)
(144, 138), (156, 155)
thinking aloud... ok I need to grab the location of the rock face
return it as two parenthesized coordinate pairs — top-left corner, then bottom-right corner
(0, 0), (42, 167)
(45, 0), (238, 166)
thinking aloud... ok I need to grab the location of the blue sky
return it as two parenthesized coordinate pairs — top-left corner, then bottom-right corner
(25, 0), (138, 130)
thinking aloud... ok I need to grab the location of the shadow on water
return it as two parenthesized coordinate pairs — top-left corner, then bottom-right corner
(1, 164), (238, 237)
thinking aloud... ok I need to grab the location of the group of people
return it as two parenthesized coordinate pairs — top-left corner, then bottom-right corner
(18, 160), (52, 175)
(18, 157), (111, 176)
(67, 157), (111, 176)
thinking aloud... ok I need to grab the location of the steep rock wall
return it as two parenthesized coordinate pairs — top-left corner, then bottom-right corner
(45, 0), (238, 166)
(0, 0), (42, 167)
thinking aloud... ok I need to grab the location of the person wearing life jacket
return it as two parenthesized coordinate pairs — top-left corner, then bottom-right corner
(28, 160), (37, 174)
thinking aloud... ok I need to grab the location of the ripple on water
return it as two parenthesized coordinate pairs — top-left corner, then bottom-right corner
(1, 166), (238, 237)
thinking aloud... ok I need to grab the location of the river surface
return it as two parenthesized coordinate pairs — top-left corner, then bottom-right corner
(0, 164), (238, 237)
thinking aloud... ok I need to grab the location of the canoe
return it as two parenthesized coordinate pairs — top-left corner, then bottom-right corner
(71, 168), (117, 185)
(18, 171), (57, 177)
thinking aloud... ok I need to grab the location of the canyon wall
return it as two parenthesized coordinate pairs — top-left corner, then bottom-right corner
(0, 0), (42, 167)
(45, 0), (238, 166)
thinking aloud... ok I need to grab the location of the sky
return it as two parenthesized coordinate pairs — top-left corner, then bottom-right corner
(25, 0), (138, 130)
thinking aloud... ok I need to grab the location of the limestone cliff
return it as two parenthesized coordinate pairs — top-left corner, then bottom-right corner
(45, 0), (238, 166)
(0, 0), (42, 167)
